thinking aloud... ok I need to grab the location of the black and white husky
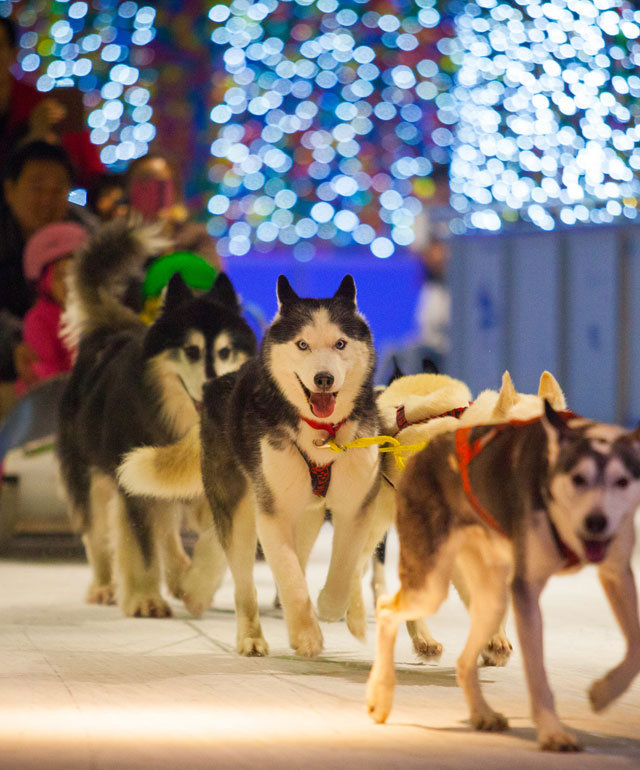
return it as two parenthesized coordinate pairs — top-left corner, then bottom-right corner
(119, 275), (381, 656)
(367, 400), (640, 751)
(58, 219), (256, 618)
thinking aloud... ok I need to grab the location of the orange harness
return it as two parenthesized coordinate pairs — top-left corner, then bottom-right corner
(454, 417), (581, 568)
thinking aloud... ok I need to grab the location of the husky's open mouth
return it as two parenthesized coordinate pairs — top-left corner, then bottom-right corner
(581, 537), (612, 563)
(296, 375), (337, 418)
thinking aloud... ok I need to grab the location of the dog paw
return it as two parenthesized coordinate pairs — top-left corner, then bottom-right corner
(237, 636), (269, 657)
(87, 583), (115, 605)
(539, 727), (581, 752)
(470, 708), (509, 732)
(366, 673), (395, 724)
(316, 588), (347, 623)
(122, 593), (172, 618)
(588, 676), (614, 713)
(290, 618), (324, 658)
(181, 568), (214, 618)
(345, 598), (367, 642)
(412, 636), (443, 661)
(480, 633), (513, 667)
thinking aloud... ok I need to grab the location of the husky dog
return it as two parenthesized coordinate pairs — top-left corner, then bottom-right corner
(119, 275), (380, 656)
(366, 400), (640, 751)
(361, 370), (566, 664)
(58, 219), (256, 618)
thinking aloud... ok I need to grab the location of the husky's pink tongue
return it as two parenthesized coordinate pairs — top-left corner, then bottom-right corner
(310, 392), (336, 418)
(583, 539), (608, 563)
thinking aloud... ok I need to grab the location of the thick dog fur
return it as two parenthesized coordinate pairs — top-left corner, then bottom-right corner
(363, 370), (566, 664)
(366, 400), (640, 752)
(120, 275), (380, 657)
(57, 218), (256, 618)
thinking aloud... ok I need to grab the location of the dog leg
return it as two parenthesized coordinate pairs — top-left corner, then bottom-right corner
(182, 514), (227, 618)
(83, 473), (116, 605)
(111, 495), (172, 618)
(589, 561), (640, 712)
(367, 569), (452, 724)
(258, 507), (323, 658)
(452, 564), (512, 667)
(296, 499), (326, 572)
(512, 576), (581, 751)
(156, 503), (191, 601)
(455, 546), (510, 732)
(224, 493), (268, 656)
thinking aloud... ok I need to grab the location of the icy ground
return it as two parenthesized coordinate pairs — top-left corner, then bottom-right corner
(1, 523), (639, 770)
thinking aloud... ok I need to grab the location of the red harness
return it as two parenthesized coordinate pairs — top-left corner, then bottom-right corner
(298, 415), (347, 498)
(396, 403), (471, 432)
(454, 417), (581, 568)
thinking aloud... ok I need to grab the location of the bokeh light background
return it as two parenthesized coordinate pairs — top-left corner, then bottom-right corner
(2, 0), (640, 247)
(206, 0), (459, 261)
(2, 0), (158, 168)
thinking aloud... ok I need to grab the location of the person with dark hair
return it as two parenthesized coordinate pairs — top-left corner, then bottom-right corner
(125, 153), (221, 270)
(0, 141), (95, 412)
(0, 15), (103, 187)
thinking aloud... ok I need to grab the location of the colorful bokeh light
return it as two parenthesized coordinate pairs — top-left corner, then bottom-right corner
(206, 0), (459, 258)
(450, 0), (640, 232)
(3, 0), (157, 169)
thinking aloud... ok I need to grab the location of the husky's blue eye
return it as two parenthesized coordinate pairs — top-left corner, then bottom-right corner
(296, 340), (308, 350)
(184, 345), (201, 362)
(335, 339), (347, 350)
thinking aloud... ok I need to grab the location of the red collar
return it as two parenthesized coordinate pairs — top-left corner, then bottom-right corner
(299, 414), (347, 439)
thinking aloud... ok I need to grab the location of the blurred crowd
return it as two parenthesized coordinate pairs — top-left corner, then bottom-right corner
(0, 16), (221, 420)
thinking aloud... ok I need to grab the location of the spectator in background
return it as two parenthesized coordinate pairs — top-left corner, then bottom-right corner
(0, 16), (103, 189)
(0, 141), (95, 411)
(125, 153), (221, 271)
(17, 222), (89, 394)
(413, 164), (454, 360)
(87, 172), (127, 222)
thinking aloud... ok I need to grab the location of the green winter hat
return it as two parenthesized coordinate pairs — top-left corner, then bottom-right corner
(143, 251), (218, 298)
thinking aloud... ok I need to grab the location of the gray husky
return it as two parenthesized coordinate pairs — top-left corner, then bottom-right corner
(119, 275), (381, 656)
(58, 219), (256, 618)
(366, 401), (640, 751)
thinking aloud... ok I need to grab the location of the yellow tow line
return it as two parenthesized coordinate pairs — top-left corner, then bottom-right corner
(320, 434), (429, 471)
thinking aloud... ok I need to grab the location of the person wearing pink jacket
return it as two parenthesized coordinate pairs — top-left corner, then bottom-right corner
(17, 222), (89, 394)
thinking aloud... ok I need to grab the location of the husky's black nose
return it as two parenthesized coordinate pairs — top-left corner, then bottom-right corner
(584, 511), (607, 534)
(314, 371), (334, 390)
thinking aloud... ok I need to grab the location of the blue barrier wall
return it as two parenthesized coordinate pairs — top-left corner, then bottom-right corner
(225, 250), (423, 373)
(447, 223), (640, 425)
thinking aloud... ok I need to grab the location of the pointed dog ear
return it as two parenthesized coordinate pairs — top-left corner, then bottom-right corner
(208, 272), (239, 312)
(163, 272), (193, 310)
(538, 370), (566, 410)
(276, 275), (299, 310)
(333, 274), (356, 307)
(492, 370), (518, 420)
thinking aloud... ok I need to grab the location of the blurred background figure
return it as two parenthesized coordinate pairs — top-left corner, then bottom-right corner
(125, 153), (221, 271)
(0, 17), (103, 189)
(17, 222), (89, 394)
(86, 172), (127, 223)
(0, 141), (95, 416)
(414, 164), (454, 365)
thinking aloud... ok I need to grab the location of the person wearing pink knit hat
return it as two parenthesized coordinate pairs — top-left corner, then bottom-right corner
(17, 222), (89, 393)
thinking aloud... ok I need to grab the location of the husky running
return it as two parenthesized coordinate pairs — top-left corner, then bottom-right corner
(119, 275), (381, 656)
